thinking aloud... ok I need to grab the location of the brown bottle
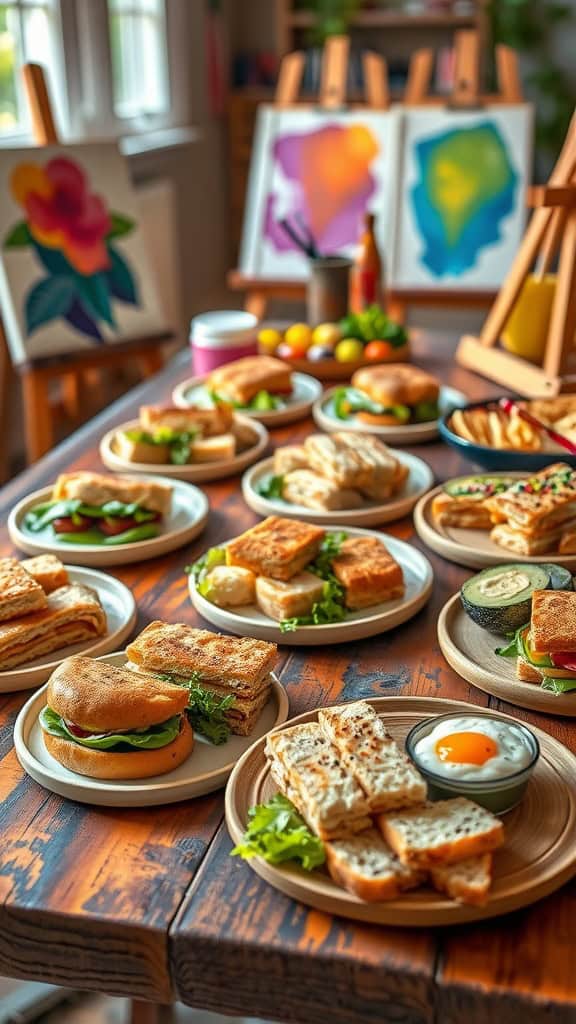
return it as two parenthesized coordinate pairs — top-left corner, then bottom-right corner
(350, 212), (384, 313)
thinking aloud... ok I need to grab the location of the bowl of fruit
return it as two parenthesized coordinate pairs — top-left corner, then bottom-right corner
(259, 305), (410, 380)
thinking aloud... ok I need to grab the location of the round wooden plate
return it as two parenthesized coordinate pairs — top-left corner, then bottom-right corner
(241, 451), (434, 527)
(99, 414), (268, 483)
(189, 527), (433, 645)
(225, 695), (576, 926)
(0, 566), (137, 693)
(14, 653), (290, 807)
(313, 385), (467, 444)
(171, 372), (322, 427)
(438, 594), (576, 717)
(8, 477), (209, 567)
(414, 482), (576, 570)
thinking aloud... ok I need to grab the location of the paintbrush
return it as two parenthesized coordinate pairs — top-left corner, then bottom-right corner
(498, 397), (576, 456)
(278, 217), (318, 260)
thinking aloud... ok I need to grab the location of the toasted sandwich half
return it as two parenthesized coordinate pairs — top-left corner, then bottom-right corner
(0, 557), (48, 622)
(512, 589), (576, 694)
(0, 584), (107, 670)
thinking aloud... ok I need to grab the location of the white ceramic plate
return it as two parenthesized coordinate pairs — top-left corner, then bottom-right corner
(13, 652), (289, 806)
(438, 593), (576, 717)
(241, 452), (434, 527)
(189, 527), (433, 644)
(99, 415), (269, 482)
(8, 476), (209, 567)
(171, 372), (322, 427)
(414, 482), (576, 571)
(0, 567), (137, 693)
(313, 385), (467, 444)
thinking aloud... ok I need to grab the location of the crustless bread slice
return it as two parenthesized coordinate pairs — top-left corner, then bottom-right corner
(318, 701), (426, 812)
(325, 828), (425, 902)
(377, 797), (504, 868)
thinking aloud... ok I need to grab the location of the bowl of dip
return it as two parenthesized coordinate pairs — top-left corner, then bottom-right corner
(405, 713), (540, 814)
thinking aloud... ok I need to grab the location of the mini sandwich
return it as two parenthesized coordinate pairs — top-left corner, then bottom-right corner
(350, 364), (440, 426)
(40, 655), (193, 779)
(255, 572), (325, 622)
(331, 536), (404, 610)
(511, 589), (576, 694)
(431, 476), (514, 530)
(226, 516), (325, 582)
(273, 445), (309, 475)
(304, 433), (398, 498)
(0, 557), (48, 622)
(208, 355), (292, 406)
(486, 464), (576, 556)
(0, 584), (107, 670)
(126, 621), (277, 735)
(140, 403), (234, 438)
(118, 404), (236, 465)
(25, 472), (172, 542)
(281, 470), (364, 512)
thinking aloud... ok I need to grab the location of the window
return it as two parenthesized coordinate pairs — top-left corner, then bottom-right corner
(108, 0), (169, 120)
(0, 0), (66, 137)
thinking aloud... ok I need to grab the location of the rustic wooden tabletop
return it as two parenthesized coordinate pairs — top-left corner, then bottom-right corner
(0, 331), (575, 1024)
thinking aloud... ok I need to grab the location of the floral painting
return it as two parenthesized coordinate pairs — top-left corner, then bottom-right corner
(240, 106), (401, 280)
(0, 142), (167, 364)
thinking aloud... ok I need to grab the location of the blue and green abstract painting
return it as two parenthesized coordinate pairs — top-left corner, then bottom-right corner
(411, 122), (518, 277)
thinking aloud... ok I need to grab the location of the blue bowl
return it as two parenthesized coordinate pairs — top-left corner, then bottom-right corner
(439, 397), (576, 472)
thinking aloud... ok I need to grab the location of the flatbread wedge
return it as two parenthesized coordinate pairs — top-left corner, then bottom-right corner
(0, 557), (48, 622)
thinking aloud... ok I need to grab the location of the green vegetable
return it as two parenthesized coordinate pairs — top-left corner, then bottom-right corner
(40, 707), (182, 750)
(339, 305), (407, 347)
(412, 399), (440, 423)
(231, 793), (325, 870)
(280, 532), (347, 632)
(159, 671), (235, 744)
(541, 677), (576, 694)
(256, 474), (285, 500)
(24, 499), (157, 532)
(331, 387), (410, 423)
(55, 523), (160, 545)
(249, 390), (284, 411)
(124, 427), (198, 465)
(188, 546), (227, 581)
(495, 633), (520, 657)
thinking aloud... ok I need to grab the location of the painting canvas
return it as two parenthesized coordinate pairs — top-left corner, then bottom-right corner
(0, 142), (168, 364)
(391, 105), (533, 290)
(240, 106), (402, 280)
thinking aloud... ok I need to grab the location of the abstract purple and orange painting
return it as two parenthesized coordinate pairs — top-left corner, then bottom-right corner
(240, 108), (400, 280)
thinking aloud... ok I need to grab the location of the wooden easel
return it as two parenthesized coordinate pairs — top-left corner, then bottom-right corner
(0, 63), (173, 469)
(228, 33), (525, 325)
(456, 111), (576, 396)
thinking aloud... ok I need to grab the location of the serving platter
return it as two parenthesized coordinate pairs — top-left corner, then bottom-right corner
(8, 476), (209, 567)
(171, 372), (322, 427)
(225, 695), (576, 926)
(14, 652), (289, 806)
(438, 593), (576, 717)
(189, 527), (433, 644)
(313, 385), (467, 444)
(0, 567), (137, 693)
(241, 452), (434, 527)
(414, 482), (576, 571)
(99, 415), (268, 482)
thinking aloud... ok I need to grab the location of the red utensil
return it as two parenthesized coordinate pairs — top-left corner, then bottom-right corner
(498, 397), (576, 456)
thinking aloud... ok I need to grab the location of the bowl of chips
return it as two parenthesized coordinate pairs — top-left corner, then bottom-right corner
(439, 396), (576, 471)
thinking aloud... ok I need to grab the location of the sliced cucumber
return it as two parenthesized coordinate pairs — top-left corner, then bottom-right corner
(461, 563), (550, 635)
(538, 563), (574, 592)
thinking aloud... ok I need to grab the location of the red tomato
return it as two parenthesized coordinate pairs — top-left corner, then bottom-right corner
(551, 652), (576, 672)
(364, 340), (394, 361)
(99, 516), (137, 536)
(53, 515), (92, 533)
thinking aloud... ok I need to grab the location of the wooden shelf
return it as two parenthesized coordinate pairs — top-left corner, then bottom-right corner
(289, 10), (477, 29)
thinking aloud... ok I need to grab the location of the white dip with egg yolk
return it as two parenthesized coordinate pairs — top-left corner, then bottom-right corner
(414, 716), (533, 781)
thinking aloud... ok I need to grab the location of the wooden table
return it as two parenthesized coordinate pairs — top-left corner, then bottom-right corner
(1, 332), (575, 1024)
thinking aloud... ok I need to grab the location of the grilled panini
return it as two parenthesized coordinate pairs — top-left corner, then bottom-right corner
(331, 536), (404, 609)
(0, 584), (107, 669)
(226, 516), (325, 581)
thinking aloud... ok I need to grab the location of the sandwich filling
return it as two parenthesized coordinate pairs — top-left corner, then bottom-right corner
(24, 498), (163, 545)
(40, 707), (185, 751)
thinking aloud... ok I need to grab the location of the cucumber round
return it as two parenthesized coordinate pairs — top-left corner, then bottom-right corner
(538, 563), (574, 592)
(461, 563), (551, 635)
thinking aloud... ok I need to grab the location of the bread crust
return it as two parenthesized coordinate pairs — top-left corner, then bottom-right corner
(43, 715), (193, 779)
(325, 834), (424, 902)
(352, 364), (439, 406)
(47, 655), (189, 732)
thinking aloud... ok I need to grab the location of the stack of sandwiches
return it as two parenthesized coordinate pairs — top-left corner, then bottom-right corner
(116, 401), (257, 466)
(125, 621), (278, 735)
(0, 556), (107, 669)
(485, 463), (576, 556)
(208, 355), (293, 407)
(266, 701), (504, 905)
(197, 517), (405, 619)
(268, 432), (408, 512)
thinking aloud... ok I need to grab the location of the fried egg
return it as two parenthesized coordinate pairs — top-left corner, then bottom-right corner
(414, 716), (533, 781)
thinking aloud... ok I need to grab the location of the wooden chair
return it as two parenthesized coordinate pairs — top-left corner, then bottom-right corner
(0, 64), (174, 472)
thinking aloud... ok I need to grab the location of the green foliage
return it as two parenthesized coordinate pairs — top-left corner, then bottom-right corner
(280, 531), (348, 632)
(339, 305), (407, 346)
(4, 222), (32, 248)
(231, 793), (326, 870)
(40, 708), (182, 750)
(297, 0), (362, 41)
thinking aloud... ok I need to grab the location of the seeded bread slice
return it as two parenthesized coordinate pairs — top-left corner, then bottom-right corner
(325, 828), (425, 902)
(318, 701), (426, 812)
(430, 853), (493, 906)
(377, 798), (504, 868)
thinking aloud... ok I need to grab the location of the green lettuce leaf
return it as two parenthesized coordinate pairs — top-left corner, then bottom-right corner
(256, 474), (285, 499)
(280, 532), (348, 632)
(187, 546), (227, 581)
(157, 672), (236, 744)
(495, 631), (521, 657)
(40, 707), (182, 750)
(541, 676), (576, 694)
(249, 390), (284, 411)
(231, 793), (325, 870)
(331, 387), (410, 423)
